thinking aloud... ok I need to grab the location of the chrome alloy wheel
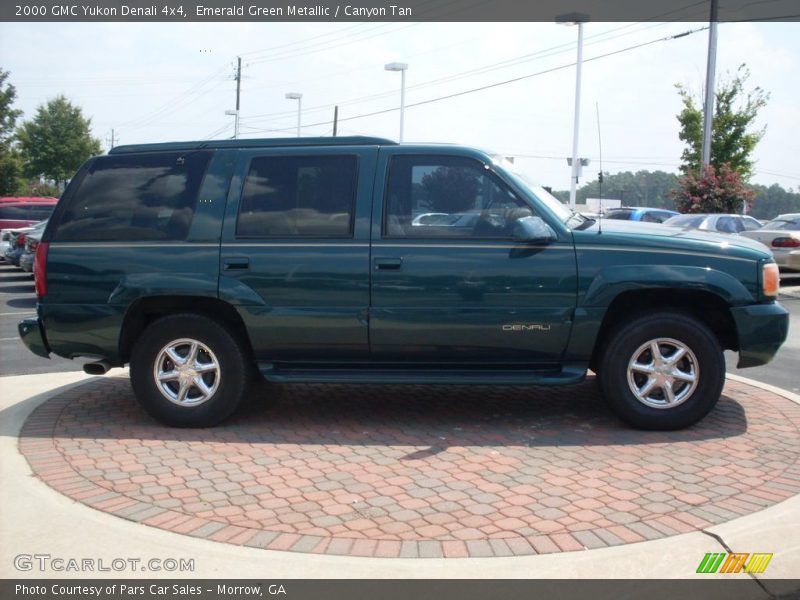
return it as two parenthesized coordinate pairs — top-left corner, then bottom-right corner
(626, 337), (699, 409)
(153, 338), (220, 406)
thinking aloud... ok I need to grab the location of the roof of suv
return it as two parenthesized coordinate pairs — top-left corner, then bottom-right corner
(109, 136), (399, 155)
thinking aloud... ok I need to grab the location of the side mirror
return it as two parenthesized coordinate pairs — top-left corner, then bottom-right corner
(512, 216), (557, 243)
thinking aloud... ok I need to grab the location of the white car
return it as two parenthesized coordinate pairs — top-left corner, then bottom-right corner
(741, 213), (800, 272)
(663, 213), (763, 234)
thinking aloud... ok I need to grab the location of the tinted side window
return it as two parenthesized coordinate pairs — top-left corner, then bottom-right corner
(605, 210), (632, 220)
(385, 155), (533, 239)
(0, 204), (55, 220)
(237, 155), (357, 238)
(52, 151), (210, 242)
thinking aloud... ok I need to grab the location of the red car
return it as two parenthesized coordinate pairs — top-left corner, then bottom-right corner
(0, 196), (58, 204)
(0, 200), (58, 231)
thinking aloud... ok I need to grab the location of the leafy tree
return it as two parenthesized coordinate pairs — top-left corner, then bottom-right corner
(16, 95), (101, 188)
(748, 183), (800, 220)
(553, 170), (680, 208)
(672, 163), (754, 214)
(421, 167), (480, 213)
(0, 68), (23, 195)
(676, 65), (768, 180)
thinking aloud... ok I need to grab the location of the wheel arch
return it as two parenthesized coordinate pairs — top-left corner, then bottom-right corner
(118, 296), (255, 365)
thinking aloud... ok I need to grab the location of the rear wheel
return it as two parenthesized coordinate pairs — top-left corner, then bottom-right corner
(130, 314), (250, 427)
(598, 312), (725, 430)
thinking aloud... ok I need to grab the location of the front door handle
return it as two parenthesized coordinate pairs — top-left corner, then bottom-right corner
(374, 257), (402, 271)
(223, 257), (250, 270)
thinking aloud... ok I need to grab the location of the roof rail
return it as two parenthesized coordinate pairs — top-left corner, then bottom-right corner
(109, 136), (398, 154)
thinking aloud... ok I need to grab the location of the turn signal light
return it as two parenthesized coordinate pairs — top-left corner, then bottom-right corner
(762, 263), (780, 298)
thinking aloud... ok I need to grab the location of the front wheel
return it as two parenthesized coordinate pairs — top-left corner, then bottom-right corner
(598, 312), (725, 430)
(130, 314), (250, 427)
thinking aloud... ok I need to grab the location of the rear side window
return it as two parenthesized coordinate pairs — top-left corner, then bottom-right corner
(52, 151), (211, 242)
(237, 155), (357, 238)
(605, 210), (632, 220)
(0, 204), (55, 221)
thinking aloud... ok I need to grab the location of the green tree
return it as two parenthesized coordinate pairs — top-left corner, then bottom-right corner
(676, 65), (768, 180)
(16, 95), (101, 188)
(748, 183), (800, 220)
(0, 68), (23, 195)
(421, 167), (480, 213)
(672, 163), (754, 214)
(553, 170), (680, 208)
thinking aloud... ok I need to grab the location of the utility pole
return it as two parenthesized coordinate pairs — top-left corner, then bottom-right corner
(333, 105), (338, 137)
(234, 56), (241, 139)
(701, 0), (718, 166)
(106, 129), (117, 150)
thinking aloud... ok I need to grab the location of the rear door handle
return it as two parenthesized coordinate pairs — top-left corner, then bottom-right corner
(223, 257), (250, 270)
(374, 257), (402, 271)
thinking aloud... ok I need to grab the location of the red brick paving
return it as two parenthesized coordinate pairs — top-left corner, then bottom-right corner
(18, 376), (800, 558)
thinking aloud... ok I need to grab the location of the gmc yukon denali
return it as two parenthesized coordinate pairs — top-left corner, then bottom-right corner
(18, 137), (789, 429)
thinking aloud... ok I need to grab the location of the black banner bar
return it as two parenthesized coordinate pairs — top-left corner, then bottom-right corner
(3, 0), (800, 23)
(2, 579), (800, 600)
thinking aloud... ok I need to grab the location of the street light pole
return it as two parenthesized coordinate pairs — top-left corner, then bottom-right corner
(556, 13), (589, 211)
(285, 92), (303, 137)
(384, 62), (408, 142)
(701, 0), (719, 166)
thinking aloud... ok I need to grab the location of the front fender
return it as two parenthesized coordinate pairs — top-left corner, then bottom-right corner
(581, 265), (756, 307)
(563, 264), (754, 363)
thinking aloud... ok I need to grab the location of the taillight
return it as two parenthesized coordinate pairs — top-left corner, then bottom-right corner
(772, 237), (800, 248)
(762, 263), (780, 298)
(35, 242), (48, 297)
(16, 233), (26, 247)
(29, 240), (38, 251)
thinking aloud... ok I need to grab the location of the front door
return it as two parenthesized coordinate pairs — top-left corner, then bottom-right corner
(369, 150), (577, 365)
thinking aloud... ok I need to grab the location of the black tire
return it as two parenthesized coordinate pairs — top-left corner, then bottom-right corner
(130, 313), (250, 427)
(598, 311), (725, 430)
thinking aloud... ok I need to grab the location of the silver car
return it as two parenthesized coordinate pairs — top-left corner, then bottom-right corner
(741, 213), (800, 272)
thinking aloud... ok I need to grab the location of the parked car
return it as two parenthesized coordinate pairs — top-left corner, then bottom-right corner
(3, 223), (42, 266)
(741, 213), (800, 272)
(19, 137), (788, 430)
(0, 196), (58, 204)
(663, 213), (763, 234)
(19, 221), (48, 273)
(0, 201), (57, 236)
(604, 207), (679, 223)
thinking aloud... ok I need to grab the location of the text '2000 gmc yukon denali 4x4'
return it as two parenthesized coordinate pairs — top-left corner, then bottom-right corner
(19, 137), (789, 429)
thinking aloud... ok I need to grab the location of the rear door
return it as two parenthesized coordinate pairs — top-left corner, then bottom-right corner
(368, 149), (577, 365)
(219, 146), (377, 363)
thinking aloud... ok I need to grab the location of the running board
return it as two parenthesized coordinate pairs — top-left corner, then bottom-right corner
(258, 364), (586, 385)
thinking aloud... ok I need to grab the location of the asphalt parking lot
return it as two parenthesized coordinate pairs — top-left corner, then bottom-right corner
(1, 261), (799, 390)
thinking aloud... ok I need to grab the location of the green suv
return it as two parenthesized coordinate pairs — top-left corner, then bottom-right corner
(18, 137), (789, 429)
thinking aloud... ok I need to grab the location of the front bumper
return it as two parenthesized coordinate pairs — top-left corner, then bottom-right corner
(18, 317), (50, 358)
(731, 302), (790, 368)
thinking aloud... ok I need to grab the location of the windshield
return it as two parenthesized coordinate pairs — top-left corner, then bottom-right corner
(491, 157), (574, 224)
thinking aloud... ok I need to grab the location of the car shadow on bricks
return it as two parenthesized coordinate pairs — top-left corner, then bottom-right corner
(12, 374), (751, 447)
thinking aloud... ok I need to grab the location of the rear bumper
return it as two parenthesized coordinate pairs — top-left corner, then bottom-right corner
(731, 303), (790, 368)
(18, 317), (50, 359)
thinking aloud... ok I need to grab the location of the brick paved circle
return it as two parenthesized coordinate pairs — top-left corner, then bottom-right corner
(19, 376), (800, 558)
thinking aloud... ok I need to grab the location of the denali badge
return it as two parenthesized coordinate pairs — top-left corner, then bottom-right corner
(502, 324), (551, 331)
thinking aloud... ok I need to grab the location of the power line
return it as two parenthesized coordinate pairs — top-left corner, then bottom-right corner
(243, 26), (710, 135)
(241, 20), (705, 126)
